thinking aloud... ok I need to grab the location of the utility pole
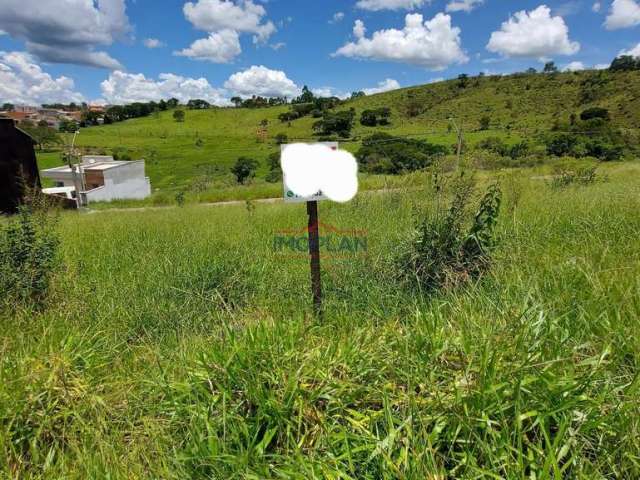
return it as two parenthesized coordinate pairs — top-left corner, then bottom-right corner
(449, 117), (463, 171)
(66, 130), (84, 208)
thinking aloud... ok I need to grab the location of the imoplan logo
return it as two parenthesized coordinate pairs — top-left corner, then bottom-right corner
(273, 222), (368, 259)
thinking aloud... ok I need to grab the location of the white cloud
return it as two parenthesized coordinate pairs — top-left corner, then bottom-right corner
(183, 0), (276, 43)
(330, 12), (345, 24)
(605, 0), (640, 29)
(143, 38), (165, 49)
(592, 2), (602, 12)
(363, 78), (401, 95)
(0, 0), (129, 69)
(334, 13), (468, 70)
(353, 20), (367, 39)
(100, 71), (230, 106)
(224, 65), (300, 97)
(270, 42), (286, 51)
(311, 87), (349, 99)
(487, 5), (580, 59)
(175, 29), (241, 63)
(0, 51), (85, 105)
(563, 60), (585, 71)
(356, 0), (428, 11)
(620, 43), (640, 56)
(594, 63), (610, 69)
(446, 0), (484, 13)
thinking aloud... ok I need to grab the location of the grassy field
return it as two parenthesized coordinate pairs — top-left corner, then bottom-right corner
(35, 69), (640, 205)
(2, 161), (639, 478)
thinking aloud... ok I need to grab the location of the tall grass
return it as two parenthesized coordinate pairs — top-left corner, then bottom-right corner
(1, 163), (639, 478)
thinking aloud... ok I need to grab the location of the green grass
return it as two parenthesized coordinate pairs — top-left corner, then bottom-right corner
(36, 70), (640, 206)
(2, 162), (639, 478)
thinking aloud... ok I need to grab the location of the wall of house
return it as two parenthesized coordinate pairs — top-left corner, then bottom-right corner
(85, 162), (151, 202)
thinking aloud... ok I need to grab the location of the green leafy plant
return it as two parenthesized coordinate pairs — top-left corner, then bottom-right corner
(397, 174), (502, 292)
(0, 199), (60, 306)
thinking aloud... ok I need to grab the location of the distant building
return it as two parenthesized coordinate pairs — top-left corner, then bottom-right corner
(42, 156), (152, 205)
(0, 118), (40, 214)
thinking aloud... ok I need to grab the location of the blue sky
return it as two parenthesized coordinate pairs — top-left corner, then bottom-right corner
(0, 0), (639, 105)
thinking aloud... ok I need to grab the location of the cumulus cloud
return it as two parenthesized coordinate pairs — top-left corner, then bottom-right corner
(563, 61), (585, 71)
(311, 87), (349, 99)
(363, 78), (401, 95)
(487, 5), (580, 59)
(224, 65), (300, 97)
(592, 2), (602, 12)
(446, 0), (484, 13)
(175, 29), (241, 63)
(330, 12), (345, 24)
(101, 71), (230, 106)
(620, 43), (640, 57)
(356, 0), (428, 11)
(282, 144), (358, 203)
(0, 0), (129, 69)
(183, 0), (276, 43)
(334, 13), (468, 70)
(143, 38), (165, 49)
(605, 0), (640, 29)
(0, 51), (85, 105)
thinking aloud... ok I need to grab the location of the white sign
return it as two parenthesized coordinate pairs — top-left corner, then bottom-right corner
(282, 142), (338, 203)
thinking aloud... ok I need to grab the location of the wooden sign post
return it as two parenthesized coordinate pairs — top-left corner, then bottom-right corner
(306, 200), (323, 318)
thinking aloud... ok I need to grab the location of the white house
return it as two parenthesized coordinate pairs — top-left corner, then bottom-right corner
(42, 155), (151, 204)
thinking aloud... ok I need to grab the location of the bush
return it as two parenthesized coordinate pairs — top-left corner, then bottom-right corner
(231, 157), (259, 184)
(0, 201), (60, 306)
(397, 176), (501, 292)
(173, 109), (185, 122)
(479, 115), (491, 131)
(274, 133), (288, 145)
(360, 108), (391, 127)
(356, 133), (448, 174)
(580, 107), (609, 122)
(550, 167), (599, 189)
(313, 109), (355, 137)
(265, 152), (282, 183)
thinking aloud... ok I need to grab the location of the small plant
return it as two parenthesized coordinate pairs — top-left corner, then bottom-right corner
(175, 190), (186, 207)
(397, 174), (501, 293)
(0, 198), (60, 306)
(550, 167), (599, 189)
(274, 133), (288, 145)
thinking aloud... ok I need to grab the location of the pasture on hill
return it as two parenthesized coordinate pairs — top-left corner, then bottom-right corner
(36, 70), (640, 206)
(2, 162), (640, 478)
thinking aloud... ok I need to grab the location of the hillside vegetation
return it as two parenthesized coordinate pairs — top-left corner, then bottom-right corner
(2, 162), (640, 477)
(37, 69), (640, 203)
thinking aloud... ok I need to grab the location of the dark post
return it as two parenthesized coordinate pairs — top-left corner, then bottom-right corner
(307, 200), (322, 317)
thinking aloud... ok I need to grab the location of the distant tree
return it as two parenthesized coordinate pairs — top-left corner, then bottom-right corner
(479, 115), (491, 131)
(1, 103), (14, 111)
(59, 119), (79, 133)
(265, 151), (282, 183)
(231, 96), (242, 108)
(294, 85), (314, 104)
(543, 62), (558, 74)
(158, 99), (168, 111)
(580, 107), (609, 121)
(360, 108), (391, 127)
(274, 133), (288, 145)
(231, 157), (259, 184)
(260, 119), (269, 127)
(526, 67), (537, 74)
(187, 99), (210, 110)
(351, 91), (366, 99)
(21, 124), (61, 151)
(457, 73), (470, 88)
(173, 109), (185, 122)
(167, 98), (180, 109)
(609, 55), (639, 72)
(313, 109), (355, 137)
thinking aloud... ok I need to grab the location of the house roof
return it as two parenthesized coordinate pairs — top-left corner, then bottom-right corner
(42, 159), (143, 175)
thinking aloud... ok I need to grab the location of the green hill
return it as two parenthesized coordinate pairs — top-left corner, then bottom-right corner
(37, 69), (640, 203)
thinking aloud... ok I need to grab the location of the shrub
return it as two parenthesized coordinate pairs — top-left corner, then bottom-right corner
(356, 133), (448, 174)
(173, 109), (185, 122)
(479, 115), (491, 131)
(265, 152), (282, 183)
(580, 107), (609, 122)
(397, 175), (501, 292)
(274, 133), (288, 145)
(550, 167), (599, 189)
(231, 157), (259, 184)
(312, 109), (355, 137)
(360, 108), (391, 127)
(0, 201), (60, 306)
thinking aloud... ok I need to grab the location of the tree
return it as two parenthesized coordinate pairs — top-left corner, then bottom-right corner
(187, 99), (210, 110)
(231, 157), (259, 184)
(610, 55), (639, 72)
(479, 115), (491, 131)
(230, 96), (242, 108)
(274, 133), (288, 145)
(457, 74), (469, 88)
(1, 103), (14, 112)
(265, 152), (282, 183)
(313, 109), (355, 137)
(351, 91), (365, 99)
(294, 85), (314, 104)
(59, 119), (79, 133)
(543, 61), (558, 74)
(173, 109), (185, 123)
(526, 67), (537, 74)
(580, 107), (609, 122)
(167, 98), (180, 109)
